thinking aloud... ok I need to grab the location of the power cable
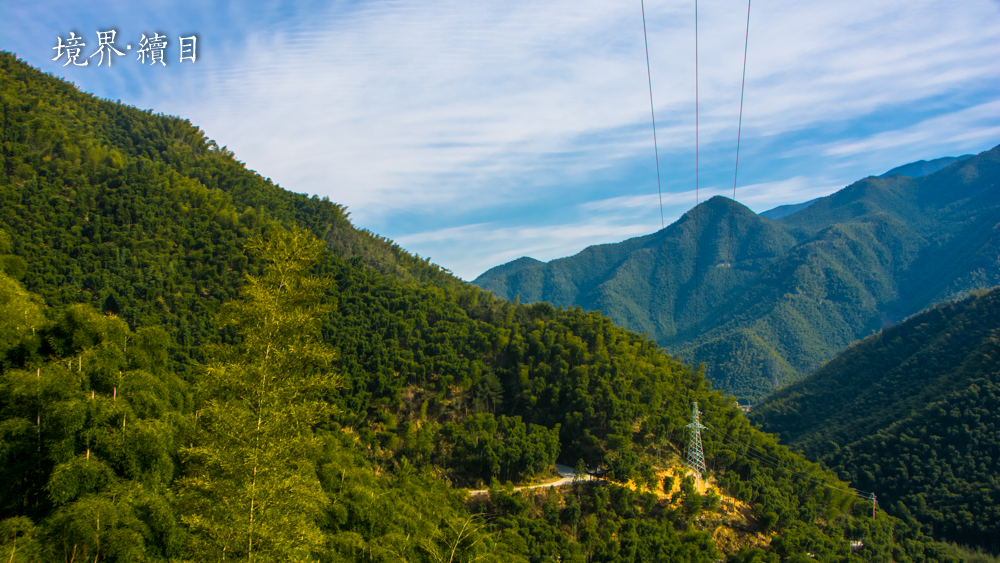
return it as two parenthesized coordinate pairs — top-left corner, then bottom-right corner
(693, 0), (702, 344)
(704, 427), (872, 498)
(640, 0), (676, 348)
(710, 0), (751, 383)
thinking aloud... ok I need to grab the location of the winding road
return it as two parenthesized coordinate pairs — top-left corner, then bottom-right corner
(468, 464), (595, 496)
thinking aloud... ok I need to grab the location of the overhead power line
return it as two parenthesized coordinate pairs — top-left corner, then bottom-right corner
(640, 0), (676, 348)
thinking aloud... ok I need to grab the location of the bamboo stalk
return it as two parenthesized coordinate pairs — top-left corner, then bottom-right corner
(36, 369), (40, 453)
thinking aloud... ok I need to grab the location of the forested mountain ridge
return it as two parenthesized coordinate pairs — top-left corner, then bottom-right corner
(0, 49), (458, 328)
(0, 51), (960, 561)
(756, 154), (974, 220)
(752, 286), (1000, 552)
(475, 146), (1000, 400)
(475, 196), (798, 367)
(878, 155), (973, 178)
(759, 198), (820, 220)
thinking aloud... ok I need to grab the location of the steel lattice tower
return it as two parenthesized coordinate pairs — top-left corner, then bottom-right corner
(686, 401), (707, 477)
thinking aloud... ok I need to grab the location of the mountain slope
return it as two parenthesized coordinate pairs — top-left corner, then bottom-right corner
(0, 51), (951, 562)
(759, 197), (820, 219)
(879, 155), (973, 178)
(757, 155), (974, 220)
(752, 287), (1000, 551)
(476, 197), (797, 351)
(475, 147), (1000, 400)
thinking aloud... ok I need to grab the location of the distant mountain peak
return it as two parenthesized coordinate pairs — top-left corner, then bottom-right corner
(878, 154), (973, 178)
(758, 154), (976, 221)
(474, 144), (1000, 401)
(501, 256), (544, 268)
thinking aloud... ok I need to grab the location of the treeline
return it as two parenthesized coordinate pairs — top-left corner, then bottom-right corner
(826, 378), (1000, 552)
(0, 247), (948, 561)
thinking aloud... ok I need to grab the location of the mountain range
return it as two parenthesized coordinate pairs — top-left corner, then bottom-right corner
(756, 154), (975, 220)
(474, 147), (1000, 400)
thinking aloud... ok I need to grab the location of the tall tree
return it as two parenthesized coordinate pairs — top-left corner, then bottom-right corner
(178, 227), (339, 562)
(0, 270), (45, 361)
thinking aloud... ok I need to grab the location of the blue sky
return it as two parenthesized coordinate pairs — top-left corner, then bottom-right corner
(3, 1), (999, 280)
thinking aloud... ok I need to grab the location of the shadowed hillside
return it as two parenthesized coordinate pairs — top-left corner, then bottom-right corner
(753, 287), (1000, 552)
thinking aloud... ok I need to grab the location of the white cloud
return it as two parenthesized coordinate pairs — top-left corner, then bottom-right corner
(398, 218), (661, 280)
(734, 177), (844, 211)
(821, 100), (1000, 158)
(399, 174), (844, 280)
(5, 0), (998, 279)
(582, 176), (843, 215)
(143, 0), (999, 224)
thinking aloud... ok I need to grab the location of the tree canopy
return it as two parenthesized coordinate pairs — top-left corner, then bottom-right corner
(755, 287), (1000, 551)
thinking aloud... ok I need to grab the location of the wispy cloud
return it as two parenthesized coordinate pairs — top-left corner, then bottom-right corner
(582, 176), (843, 215)
(4, 0), (998, 280)
(820, 100), (1000, 158)
(144, 0), (1000, 221)
(398, 218), (661, 280)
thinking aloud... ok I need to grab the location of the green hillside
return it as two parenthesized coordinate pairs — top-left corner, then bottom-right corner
(752, 287), (1000, 551)
(474, 147), (1000, 401)
(0, 51), (957, 562)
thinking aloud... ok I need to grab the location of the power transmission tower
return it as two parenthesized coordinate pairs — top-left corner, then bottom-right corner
(686, 401), (707, 479)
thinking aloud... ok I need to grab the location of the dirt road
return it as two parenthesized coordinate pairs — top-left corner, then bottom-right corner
(468, 464), (594, 496)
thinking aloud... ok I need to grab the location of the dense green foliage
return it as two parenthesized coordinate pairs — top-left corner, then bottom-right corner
(753, 287), (1000, 552)
(934, 543), (1000, 563)
(0, 50), (454, 366)
(0, 51), (962, 561)
(475, 147), (1000, 401)
(0, 299), (190, 560)
(178, 228), (339, 560)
